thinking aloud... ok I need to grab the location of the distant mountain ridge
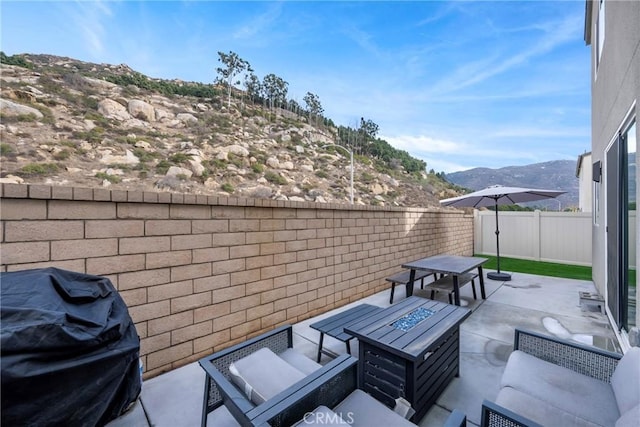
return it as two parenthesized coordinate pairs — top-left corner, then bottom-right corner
(445, 160), (579, 210)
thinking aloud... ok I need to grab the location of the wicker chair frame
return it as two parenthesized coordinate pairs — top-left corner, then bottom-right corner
(480, 328), (622, 427)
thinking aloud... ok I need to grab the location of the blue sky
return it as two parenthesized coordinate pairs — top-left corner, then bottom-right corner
(1, 1), (591, 173)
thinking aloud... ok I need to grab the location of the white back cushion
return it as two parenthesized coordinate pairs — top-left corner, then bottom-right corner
(228, 347), (305, 405)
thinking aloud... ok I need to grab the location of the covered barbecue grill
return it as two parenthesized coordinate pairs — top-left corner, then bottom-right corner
(1, 267), (141, 426)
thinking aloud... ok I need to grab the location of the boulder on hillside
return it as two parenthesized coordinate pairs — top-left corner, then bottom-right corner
(128, 100), (155, 122)
(0, 99), (43, 119)
(4, 89), (37, 103)
(281, 161), (294, 170)
(216, 144), (249, 157)
(98, 99), (131, 121)
(155, 108), (173, 121)
(166, 166), (193, 179)
(99, 149), (139, 165)
(0, 175), (25, 184)
(83, 77), (119, 91)
(266, 157), (280, 168)
(176, 113), (197, 124)
(135, 141), (152, 150)
(370, 183), (386, 195)
(189, 159), (205, 177)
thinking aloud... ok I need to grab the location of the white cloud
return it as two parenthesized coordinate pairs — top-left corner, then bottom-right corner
(381, 133), (554, 173)
(68, 0), (113, 57)
(427, 12), (583, 96)
(383, 134), (465, 155)
(488, 126), (590, 139)
(233, 3), (283, 40)
(340, 25), (384, 58)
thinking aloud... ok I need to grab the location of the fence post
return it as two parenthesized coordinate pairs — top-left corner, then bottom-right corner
(474, 210), (481, 254)
(533, 210), (541, 261)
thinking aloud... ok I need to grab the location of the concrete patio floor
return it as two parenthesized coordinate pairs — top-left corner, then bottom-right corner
(107, 271), (619, 427)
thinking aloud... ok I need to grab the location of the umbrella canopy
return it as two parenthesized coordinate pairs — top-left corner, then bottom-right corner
(440, 185), (566, 208)
(440, 185), (566, 281)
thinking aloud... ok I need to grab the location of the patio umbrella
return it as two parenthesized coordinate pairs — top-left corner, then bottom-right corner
(440, 185), (566, 281)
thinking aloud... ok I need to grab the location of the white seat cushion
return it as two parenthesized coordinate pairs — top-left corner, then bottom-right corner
(496, 386), (604, 427)
(610, 347), (640, 415)
(501, 350), (619, 427)
(279, 348), (322, 375)
(228, 347), (305, 405)
(615, 403), (640, 427)
(334, 389), (415, 427)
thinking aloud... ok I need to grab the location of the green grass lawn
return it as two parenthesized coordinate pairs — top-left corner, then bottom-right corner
(475, 254), (593, 281)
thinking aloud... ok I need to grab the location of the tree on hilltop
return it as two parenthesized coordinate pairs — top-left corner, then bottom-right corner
(262, 73), (288, 111)
(243, 72), (262, 104)
(216, 51), (252, 107)
(303, 92), (323, 125)
(359, 117), (379, 140)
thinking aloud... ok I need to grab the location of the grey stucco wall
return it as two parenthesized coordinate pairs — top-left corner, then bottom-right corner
(588, 0), (640, 327)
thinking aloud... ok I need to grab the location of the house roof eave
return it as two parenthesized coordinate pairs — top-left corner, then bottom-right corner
(584, 0), (594, 45)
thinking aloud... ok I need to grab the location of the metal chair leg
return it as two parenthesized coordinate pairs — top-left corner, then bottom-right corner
(316, 333), (325, 362)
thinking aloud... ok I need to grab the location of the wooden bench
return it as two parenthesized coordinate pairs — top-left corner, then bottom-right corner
(309, 304), (384, 362)
(385, 269), (436, 304)
(417, 272), (478, 305)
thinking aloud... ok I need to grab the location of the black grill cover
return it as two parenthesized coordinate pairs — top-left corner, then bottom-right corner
(1, 268), (141, 426)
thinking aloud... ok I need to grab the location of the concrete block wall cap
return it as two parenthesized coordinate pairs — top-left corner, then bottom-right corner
(3, 184), (441, 215)
(29, 185), (52, 199)
(111, 190), (128, 202)
(3, 183), (28, 198)
(144, 192), (159, 203)
(93, 188), (111, 201)
(158, 193), (172, 203)
(73, 187), (94, 200)
(126, 191), (143, 202)
(51, 186), (73, 200)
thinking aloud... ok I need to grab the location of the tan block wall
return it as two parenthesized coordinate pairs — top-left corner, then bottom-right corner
(0, 184), (473, 378)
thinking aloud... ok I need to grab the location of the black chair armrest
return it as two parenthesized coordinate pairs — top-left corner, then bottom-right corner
(198, 325), (293, 427)
(250, 355), (358, 427)
(201, 363), (255, 427)
(443, 409), (467, 427)
(513, 328), (622, 382)
(480, 400), (543, 427)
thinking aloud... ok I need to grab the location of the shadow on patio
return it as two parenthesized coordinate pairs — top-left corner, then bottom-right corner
(109, 271), (618, 427)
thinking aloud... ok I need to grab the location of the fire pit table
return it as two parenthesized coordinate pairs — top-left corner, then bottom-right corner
(345, 296), (471, 422)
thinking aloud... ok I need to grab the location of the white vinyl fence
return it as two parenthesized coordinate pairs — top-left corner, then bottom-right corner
(474, 210), (593, 266)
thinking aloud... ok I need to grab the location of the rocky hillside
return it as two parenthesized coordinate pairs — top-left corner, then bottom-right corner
(0, 54), (459, 207)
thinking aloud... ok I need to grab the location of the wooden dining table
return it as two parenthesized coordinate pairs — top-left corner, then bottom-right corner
(402, 254), (488, 306)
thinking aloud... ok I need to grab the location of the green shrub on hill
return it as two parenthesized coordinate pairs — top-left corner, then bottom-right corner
(18, 163), (59, 176)
(104, 72), (218, 98)
(0, 52), (33, 69)
(265, 171), (287, 185)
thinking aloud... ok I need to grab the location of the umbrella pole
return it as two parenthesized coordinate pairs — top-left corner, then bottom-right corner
(487, 199), (512, 281)
(494, 202), (501, 273)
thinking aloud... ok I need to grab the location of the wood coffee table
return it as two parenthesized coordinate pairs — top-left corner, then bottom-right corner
(345, 296), (471, 422)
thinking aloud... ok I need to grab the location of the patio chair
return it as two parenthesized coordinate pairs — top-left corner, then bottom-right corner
(234, 353), (468, 427)
(198, 324), (332, 427)
(481, 328), (640, 427)
(199, 325), (467, 427)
